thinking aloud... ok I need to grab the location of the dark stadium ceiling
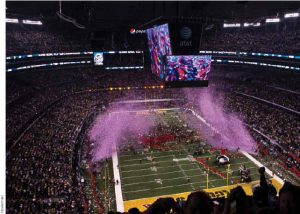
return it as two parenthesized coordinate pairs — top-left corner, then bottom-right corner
(6, 1), (300, 29)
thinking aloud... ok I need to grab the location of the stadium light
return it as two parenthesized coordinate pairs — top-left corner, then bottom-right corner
(253, 23), (261, 27)
(223, 23), (241, 28)
(243, 22), (261, 27)
(265, 18), (280, 23)
(284, 12), (299, 18)
(6, 18), (19, 23)
(22, 19), (43, 25)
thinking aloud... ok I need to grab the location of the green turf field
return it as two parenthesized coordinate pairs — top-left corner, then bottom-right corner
(118, 110), (265, 201)
(82, 108), (274, 213)
(82, 158), (116, 213)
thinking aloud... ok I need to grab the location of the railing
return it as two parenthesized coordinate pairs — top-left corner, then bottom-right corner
(200, 50), (300, 60)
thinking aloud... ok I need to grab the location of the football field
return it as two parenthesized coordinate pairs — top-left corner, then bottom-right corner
(82, 107), (283, 213)
(114, 109), (283, 211)
(119, 144), (260, 201)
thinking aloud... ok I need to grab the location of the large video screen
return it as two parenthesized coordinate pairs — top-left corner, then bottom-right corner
(93, 52), (104, 65)
(165, 55), (211, 82)
(146, 24), (172, 79)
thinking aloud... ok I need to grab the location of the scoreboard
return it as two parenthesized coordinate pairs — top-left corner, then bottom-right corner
(93, 50), (144, 70)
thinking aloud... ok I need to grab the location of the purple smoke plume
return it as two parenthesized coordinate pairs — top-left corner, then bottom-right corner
(89, 100), (155, 162)
(184, 88), (257, 153)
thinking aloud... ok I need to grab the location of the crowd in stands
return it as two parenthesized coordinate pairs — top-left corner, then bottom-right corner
(6, 60), (300, 213)
(7, 65), (300, 213)
(202, 67), (300, 177)
(221, 87), (300, 153)
(6, 24), (147, 56)
(225, 95), (300, 169)
(6, 91), (108, 213)
(6, 68), (157, 145)
(203, 27), (300, 55)
(6, 25), (91, 55)
(235, 85), (300, 112)
(6, 67), (168, 213)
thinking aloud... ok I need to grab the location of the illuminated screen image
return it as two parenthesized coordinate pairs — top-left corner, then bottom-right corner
(146, 23), (172, 79)
(165, 55), (211, 82)
(93, 52), (104, 65)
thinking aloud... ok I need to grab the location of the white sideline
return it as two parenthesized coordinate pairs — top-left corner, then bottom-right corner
(188, 108), (285, 186)
(112, 147), (124, 212)
(241, 151), (284, 185)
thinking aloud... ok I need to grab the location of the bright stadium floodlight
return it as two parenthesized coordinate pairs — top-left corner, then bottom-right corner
(253, 22), (261, 27)
(6, 18), (19, 23)
(22, 19), (43, 25)
(243, 22), (261, 27)
(223, 23), (241, 28)
(265, 18), (280, 23)
(284, 12), (299, 18)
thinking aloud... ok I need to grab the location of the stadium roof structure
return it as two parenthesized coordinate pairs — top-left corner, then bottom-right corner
(6, 1), (300, 30)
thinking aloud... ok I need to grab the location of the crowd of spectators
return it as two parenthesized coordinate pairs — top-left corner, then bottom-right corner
(203, 27), (300, 55)
(209, 68), (300, 154)
(6, 24), (147, 56)
(6, 67), (168, 212)
(235, 85), (300, 112)
(6, 63), (300, 213)
(207, 67), (300, 179)
(224, 95), (300, 169)
(6, 90), (109, 213)
(5, 10), (300, 213)
(6, 25), (91, 55)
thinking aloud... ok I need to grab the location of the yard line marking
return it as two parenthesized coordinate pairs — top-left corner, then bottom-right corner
(120, 149), (179, 157)
(123, 173), (260, 194)
(121, 163), (255, 181)
(172, 154), (196, 190)
(120, 158), (178, 168)
(121, 153), (189, 162)
(119, 145), (200, 157)
(121, 159), (198, 173)
(122, 167), (257, 187)
(120, 153), (244, 168)
(123, 183), (205, 194)
(122, 167), (201, 179)
(180, 144), (205, 175)
(121, 161), (252, 178)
